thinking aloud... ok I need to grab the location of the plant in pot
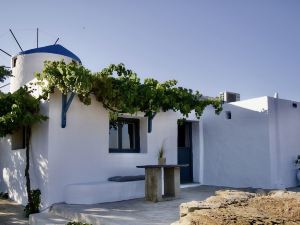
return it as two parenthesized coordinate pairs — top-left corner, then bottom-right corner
(158, 145), (166, 165)
(295, 155), (300, 183)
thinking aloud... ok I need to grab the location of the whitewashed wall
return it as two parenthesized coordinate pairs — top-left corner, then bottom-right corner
(3, 48), (300, 208)
(46, 91), (178, 206)
(201, 97), (273, 188)
(30, 102), (50, 208)
(10, 53), (73, 92)
(0, 52), (76, 207)
(201, 96), (300, 189)
(268, 97), (300, 188)
(0, 101), (51, 208)
(192, 122), (201, 182)
(0, 50), (181, 208)
(0, 137), (38, 204)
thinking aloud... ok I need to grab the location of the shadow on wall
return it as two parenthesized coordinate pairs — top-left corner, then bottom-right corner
(34, 153), (48, 208)
(3, 141), (27, 204)
(0, 137), (38, 205)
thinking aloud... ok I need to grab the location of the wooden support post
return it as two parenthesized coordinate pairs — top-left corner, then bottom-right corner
(61, 93), (75, 128)
(147, 112), (157, 133)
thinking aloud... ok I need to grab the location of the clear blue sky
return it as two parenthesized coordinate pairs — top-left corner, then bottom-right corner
(1, 0), (300, 100)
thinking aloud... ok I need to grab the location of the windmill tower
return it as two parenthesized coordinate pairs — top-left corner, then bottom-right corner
(0, 29), (81, 92)
(0, 29), (83, 207)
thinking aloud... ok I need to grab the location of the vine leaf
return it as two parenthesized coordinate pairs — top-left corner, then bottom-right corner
(35, 61), (222, 120)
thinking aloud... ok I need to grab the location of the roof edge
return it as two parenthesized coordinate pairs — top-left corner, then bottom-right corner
(18, 44), (81, 63)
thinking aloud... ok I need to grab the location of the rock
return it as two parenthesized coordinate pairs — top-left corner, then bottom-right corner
(179, 190), (255, 217)
(175, 190), (300, 225)
(180, 201), (204, 217)
(268, 190), (287, 198)
(255, 188), (267, 196)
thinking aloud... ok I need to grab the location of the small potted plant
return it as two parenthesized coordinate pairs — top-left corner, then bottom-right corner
(295, 155), (300, 183)
(158, 145), (166, 165)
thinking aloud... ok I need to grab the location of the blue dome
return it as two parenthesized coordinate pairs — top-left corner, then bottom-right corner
(19, 44), (81, 63)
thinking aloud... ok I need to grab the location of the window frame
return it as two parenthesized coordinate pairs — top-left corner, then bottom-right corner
(12, 57), (17, 68)
(109, 117), (140, 153)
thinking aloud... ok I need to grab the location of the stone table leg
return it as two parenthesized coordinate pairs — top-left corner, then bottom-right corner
(164, 167), (180, 198)
(145, 168), (162, 202)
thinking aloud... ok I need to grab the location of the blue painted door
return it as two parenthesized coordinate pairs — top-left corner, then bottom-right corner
(177, 122), (193, 183)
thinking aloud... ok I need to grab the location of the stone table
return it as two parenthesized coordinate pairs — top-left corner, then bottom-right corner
(137, 164), (188, 202)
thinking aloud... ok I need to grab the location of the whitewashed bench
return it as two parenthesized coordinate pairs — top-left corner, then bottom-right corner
(64, 177), (144, 204)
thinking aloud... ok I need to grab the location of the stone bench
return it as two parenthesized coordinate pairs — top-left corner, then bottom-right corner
(108, 175), (145, 182)
(64, 177), (145, 204)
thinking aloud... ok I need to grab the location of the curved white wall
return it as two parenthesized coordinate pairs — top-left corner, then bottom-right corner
(10, 53), (74, 92)
(1, 51), (79, 207)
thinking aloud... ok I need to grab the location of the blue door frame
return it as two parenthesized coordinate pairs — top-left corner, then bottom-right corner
(177, 122), (193, 183)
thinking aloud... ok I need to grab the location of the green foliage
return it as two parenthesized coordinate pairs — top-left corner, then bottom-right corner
(35, 61), (92, 104)
(24, 189), (41, 217)
(0, 86), (47, 137)
(0, 66), (11, 83)
(66, 222), (92, 225)
(35, 61), (222, 120)
(158, 145), (164, 158)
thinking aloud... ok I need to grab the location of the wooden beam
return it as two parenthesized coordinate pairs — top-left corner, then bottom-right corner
(61, 93), (75, 128)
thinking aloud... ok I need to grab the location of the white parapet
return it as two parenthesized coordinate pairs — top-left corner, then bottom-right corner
(64, 180), (145, 204)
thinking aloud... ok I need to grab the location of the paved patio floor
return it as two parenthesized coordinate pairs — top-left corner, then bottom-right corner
(50, 185), (227, 225)
(0, 198), (28, 225)
(24, 185), (300, 225)
(48, 185), (300, 225)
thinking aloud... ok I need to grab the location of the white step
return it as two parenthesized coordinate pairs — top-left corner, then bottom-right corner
(29, 212), (71, 225)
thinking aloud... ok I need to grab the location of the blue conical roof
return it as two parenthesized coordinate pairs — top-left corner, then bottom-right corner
(19, 44), (81, 63)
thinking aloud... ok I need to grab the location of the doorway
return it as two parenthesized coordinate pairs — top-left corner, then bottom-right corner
(177, 121), (193, 183)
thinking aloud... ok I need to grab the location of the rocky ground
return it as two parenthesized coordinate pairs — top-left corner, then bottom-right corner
(172, 190), (300, 225)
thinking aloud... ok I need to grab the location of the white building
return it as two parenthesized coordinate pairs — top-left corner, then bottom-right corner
(0, 45), (299, 209)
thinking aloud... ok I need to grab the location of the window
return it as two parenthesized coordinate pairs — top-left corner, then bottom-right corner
(178, 122), (191, 148)
(12, 57), (17, 68)
(109, 118), (140, 153)
(11, 127), (26, 150)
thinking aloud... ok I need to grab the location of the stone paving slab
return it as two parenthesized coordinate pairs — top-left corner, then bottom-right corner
(0, 198), (28, 225)
(29, 212), (70, 225)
